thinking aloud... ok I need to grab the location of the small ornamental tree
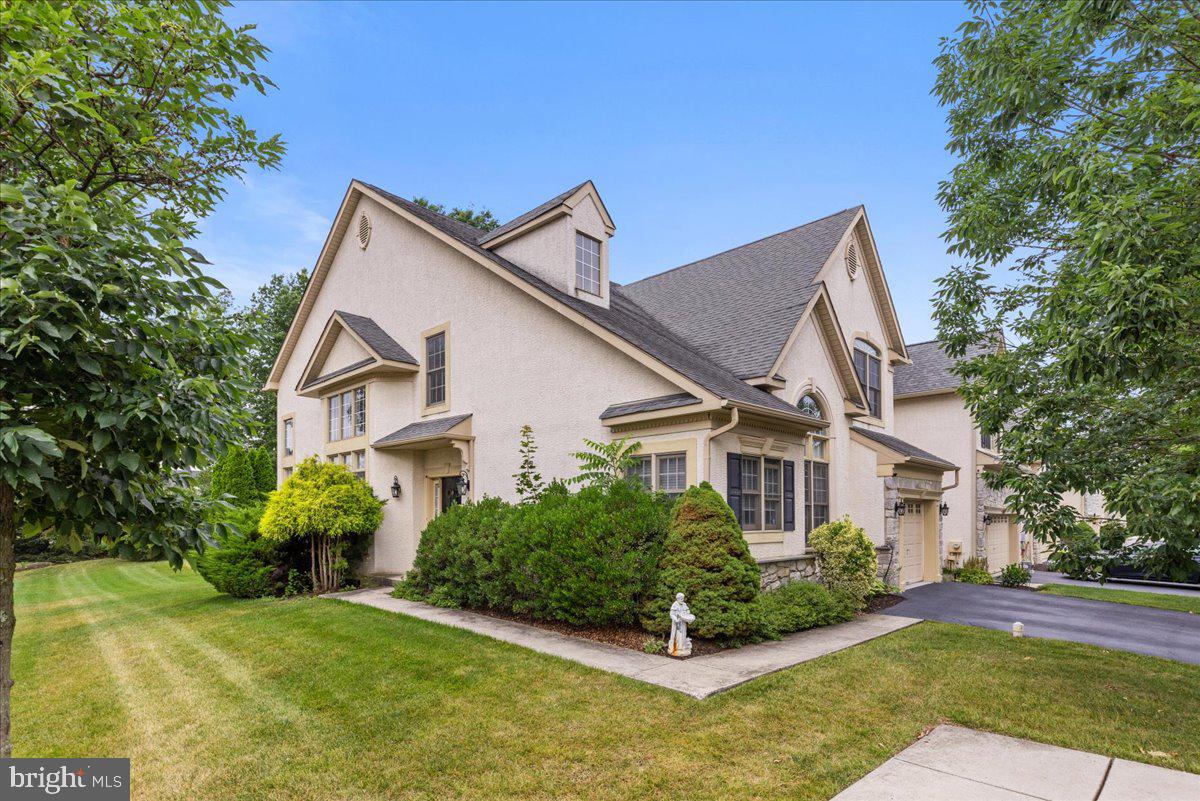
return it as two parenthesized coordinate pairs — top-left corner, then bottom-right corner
(259, 457), (383, 593)
(641, 482), (762, 641)
(249, 447), (275, 497)
(570, 437), (642, 489)
(512, 424), (544, 503)
(210, 447), (257, 506)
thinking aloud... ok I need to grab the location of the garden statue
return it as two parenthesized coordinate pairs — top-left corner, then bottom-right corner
(667, 593), (695, 657)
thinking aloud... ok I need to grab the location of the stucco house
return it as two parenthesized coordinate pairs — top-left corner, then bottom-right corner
(893, 339), (1022, 572)
(265, 180), (960, 589)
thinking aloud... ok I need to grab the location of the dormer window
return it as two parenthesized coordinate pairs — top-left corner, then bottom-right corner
(575, 232), (601, 295)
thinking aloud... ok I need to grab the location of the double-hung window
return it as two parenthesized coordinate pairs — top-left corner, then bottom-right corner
(738, 456), (783, 531)
(575, 232), (601, 295)
(283, 418), (294, 456)
(328, 386), (366, 442)
(853, 339), (882, 419)
(804, 429), (830, 533)
(426, 331), (447, 408)
(625, 452), (687, 500)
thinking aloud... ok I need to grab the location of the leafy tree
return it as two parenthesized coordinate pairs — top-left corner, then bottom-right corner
(513, 424), (545, 503)
(411, 196), (500, 231)
(932, 1), (1200, 579)
(249, 447), (275, 496)
(0, 0), (282, 755)
(570, 437), (642, 489)
(259, 457), (383, 593)
(236, 270), (308, 455)
(641, 483), (762, 641)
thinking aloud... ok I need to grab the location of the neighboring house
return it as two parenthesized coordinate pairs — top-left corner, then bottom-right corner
(265, 180), (959, 588)
(894, 339), (1023, 572)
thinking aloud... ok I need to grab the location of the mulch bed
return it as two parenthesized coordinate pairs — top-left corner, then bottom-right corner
(864, 593), (906, 613)
(471, 607), (726, 657)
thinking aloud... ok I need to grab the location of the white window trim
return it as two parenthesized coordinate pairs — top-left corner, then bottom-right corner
(574, 231), (602, 297)
(628, 451), (688, 498)
(739, 454), (785, 534)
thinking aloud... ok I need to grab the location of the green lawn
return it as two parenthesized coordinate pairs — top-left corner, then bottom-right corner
(1039, 582), (1200, 614)
(15, 561), (1200, 801)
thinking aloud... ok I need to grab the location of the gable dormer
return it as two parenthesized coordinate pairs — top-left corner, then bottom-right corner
(480, 181), (615, 308)
(296, 310), (418, 397)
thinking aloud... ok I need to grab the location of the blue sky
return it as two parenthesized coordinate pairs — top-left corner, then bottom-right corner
(201, 1), (969, 343)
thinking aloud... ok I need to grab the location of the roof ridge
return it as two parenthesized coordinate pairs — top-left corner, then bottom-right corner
(625, 205), (862, 287)
(904, 338), (943, 348)
(478, 180), (591, 244)
(358, 180), (490, 236)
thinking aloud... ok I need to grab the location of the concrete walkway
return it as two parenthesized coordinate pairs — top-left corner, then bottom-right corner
(1034, 570), (1200, 597)
(325, 586), (920, 699)
(833, 724), (1200, 800)
(881, 582), (1200, 665)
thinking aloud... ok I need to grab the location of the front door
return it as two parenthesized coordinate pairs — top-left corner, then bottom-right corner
(437, 475), (463, 516)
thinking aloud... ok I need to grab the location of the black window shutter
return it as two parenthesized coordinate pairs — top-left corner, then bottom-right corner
(726, 453), (742, 525)
(783, 460), (796, 531)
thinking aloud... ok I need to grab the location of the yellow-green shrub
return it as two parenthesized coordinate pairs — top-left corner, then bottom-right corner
(808, 517), (877, 606)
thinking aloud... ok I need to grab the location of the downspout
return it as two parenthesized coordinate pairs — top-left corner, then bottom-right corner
(700, 405), (739, 483)
(942, 467), (960, 491)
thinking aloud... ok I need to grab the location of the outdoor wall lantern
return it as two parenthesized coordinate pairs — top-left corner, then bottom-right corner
(983, 513), (994, 526)
(457, 467), (470, 497)
(940, 501), (950, 517)
(893, 500), (906, 517)
(390, 475), (402, 499)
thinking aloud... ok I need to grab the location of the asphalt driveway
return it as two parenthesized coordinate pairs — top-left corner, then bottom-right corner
(881, 582), (1200, 665)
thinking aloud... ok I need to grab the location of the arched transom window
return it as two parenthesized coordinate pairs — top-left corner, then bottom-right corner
(853, 339), (882, 419)
(797, 393), (823, 420)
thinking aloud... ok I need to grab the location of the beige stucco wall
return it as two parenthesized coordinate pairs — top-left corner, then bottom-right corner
(276, 193), (681, 574)
(322, 328), (370, 375)
(894, 391), (977, 561)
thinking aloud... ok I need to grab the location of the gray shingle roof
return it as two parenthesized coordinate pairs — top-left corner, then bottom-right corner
(363, 182), (805, 419)
(852, 427), (957, 470)
(335, 311), (417, 365)
(301, 357), (374, 391)
(373, 413), (472, 447)
(477, 181), (589, 245)
(894, 339), (993, 397)
(618, 207), (861, 379)
(600, 393), (701, 420)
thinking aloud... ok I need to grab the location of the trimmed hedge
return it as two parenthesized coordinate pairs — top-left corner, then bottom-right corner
(760, 581), (857, 638)
(641, 482), (763, 641)
(399, 480), (672, 627)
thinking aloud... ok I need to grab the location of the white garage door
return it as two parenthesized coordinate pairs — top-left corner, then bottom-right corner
(986, 514), (1013, 570)
(901, 501), (925, 586)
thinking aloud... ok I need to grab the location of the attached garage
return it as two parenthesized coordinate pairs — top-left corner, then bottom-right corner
(900, 501), (926, 586)
(985, 512), (1016, 570)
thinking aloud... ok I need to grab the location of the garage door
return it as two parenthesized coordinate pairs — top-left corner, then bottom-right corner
(986, 514), (1013, 570)
(901, 501), (925, 586)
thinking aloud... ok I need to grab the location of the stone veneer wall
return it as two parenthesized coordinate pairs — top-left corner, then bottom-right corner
(758, 554), (818, 591)
(975, 471), (1008, 557)
(879, 475), (945, 585)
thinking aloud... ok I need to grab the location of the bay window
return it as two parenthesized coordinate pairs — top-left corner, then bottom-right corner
(327, 386), (366, 442)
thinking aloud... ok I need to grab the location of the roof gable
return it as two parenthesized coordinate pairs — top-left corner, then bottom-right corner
(295, 310), (417, 395)
(618, 207), (860, 378)
(479, 180), (614, 248)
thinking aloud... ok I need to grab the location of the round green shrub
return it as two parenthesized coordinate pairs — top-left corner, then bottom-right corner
(500, 479), (671, 626)
(999, 563), (1032, 587)
(401, 496), (516, 609)
(958, 566), (993, 585)
(760, 581), (857, 638)
(808, 517), (877, 606)
(196, 537), (283, 598)
(641, 482), (763, 641)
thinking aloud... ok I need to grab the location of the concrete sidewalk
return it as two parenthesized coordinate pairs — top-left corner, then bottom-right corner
(325, 586), (920, 699)
(833, 725), (1200, 800)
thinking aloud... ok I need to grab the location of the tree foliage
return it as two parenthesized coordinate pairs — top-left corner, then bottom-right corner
(234, 270), (308, 455)
(0, 0), (283, 755)
(259, 457), (382, 593)
(411, 196), (500, 231)
(569, 437), (642, 489)
(512, 424), (544, 503)
(932, 1), (1200, 579)
(210, 445), (274, 507)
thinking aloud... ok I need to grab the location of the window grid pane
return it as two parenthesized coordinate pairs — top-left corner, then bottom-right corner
(341, 389), (353, 439)
(656, 453), (686, 497)
(426, 332), (446, 406)
(284, 419), (294, 455)
(626, 456), (652, 490)
(575, 233), (601, 295)
(740, 457), (761, 530)
(328, 394), (341, 441)
(763, 458), (782, 530)
(354, 387), (366, 436)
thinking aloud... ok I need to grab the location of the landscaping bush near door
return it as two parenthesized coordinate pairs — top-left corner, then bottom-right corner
(999, 563), (1032, 587)
(958, 556), (993, 585)
(760, 581), (857, 639)
(808, 518), (877, 607)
